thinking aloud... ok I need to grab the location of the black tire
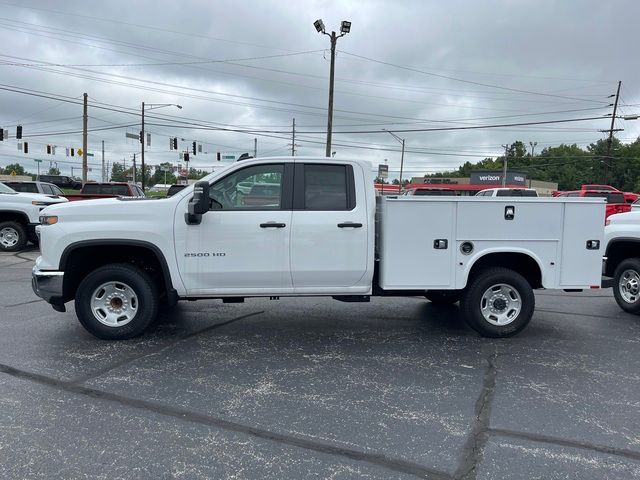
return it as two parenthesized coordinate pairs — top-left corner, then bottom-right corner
(425, 290), (461, 305)
(75, 263), (159, 340)
(0, 220), (28, 252)
(612, 258), (640, 314)
(460, 267), (535, 338)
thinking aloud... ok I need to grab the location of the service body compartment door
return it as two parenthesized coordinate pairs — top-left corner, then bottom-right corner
(378, 198), (456, 289)
(559, 201), (605, 287)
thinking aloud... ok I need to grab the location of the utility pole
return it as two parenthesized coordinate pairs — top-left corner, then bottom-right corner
(141, 101), (145, 191)
(132, 153), (137, 184)
(82, 93), (88, 184)
(501, 144), (509, 187)
(292, 118), (296, 156)
(254, 138), (257, 158)
(101, 140), (105, 182)
(604, 80), (622, 184)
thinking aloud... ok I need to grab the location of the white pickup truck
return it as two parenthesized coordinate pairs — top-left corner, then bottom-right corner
(603, 211), (640, 313)
(32, 157), (605, 340)
(0, 181), (68, 251)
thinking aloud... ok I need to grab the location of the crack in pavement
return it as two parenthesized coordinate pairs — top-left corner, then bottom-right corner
(488, 428), (640, 462)
(454, 352), (498, 480)
(4, 299), (44, 308)
(0, 363), (452, 480)
(71, 310), (266, 385)
(536, 308), (630, 321)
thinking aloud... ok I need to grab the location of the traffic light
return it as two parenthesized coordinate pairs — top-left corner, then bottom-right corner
(46, 145), (51, 154)
(71, 148), (75, 157)
(23, 142), (28, 154)
(173, 137), (178, 150)
(16, 125), (22, 139)
(184, 152), (189, 162)
(192, 141), (196, 155)
(0, 128), (3, 141)
(217, 152), (221, 161)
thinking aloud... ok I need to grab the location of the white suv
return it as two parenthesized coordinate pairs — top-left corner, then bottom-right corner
(0, 182), (68, 251)
(476, 188), (538, 197)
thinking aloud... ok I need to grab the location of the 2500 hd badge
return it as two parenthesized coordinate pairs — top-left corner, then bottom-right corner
(184, 252), (226, 257)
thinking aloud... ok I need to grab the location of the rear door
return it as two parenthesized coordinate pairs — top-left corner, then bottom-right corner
(290, 162), (368, 288)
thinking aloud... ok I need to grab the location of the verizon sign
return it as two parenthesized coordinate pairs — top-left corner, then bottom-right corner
(470, 171), (527, 186)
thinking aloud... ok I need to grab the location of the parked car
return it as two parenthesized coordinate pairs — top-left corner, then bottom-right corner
(404, 187), (457, 196)
(581, 184), (638, 204)
(4, 181), (65, 197)
(632, 198), (640, 211)
(63, 182), (145, 201)
(166, 184), (187, 197)
(476, 188), (538, 197)
(557, 190), (630, 220)
(38, 175), (82, 190)
(0, 181), (68, 251)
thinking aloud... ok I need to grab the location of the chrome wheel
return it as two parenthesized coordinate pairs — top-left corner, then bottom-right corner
(480, 283), (522, 326)
(0, 227), (19, 248)
(618, 269), (640, 304)
(90, 281), (138, 327)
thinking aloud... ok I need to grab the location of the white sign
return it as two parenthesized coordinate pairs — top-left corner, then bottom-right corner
(378, 164), (389, 179)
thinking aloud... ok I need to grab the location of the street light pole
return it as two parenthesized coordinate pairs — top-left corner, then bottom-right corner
(141, 102), (182, 191)
(384, 130), (405, 190)
(314, 19), (351, 157)
(141, 101), (145, 190)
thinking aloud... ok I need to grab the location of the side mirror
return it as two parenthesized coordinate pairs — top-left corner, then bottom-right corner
(186, 181), (210, 225)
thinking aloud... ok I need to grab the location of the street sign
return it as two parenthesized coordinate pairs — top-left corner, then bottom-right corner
(378, 164), (389, 179)
(33, 159), (42, 163)
(77, 148), (83, 156)
(125, 132), (139, 140)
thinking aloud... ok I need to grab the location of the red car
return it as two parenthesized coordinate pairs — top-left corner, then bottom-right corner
(557, 190), (631, 221)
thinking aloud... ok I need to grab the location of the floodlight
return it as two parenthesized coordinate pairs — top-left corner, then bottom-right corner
(314, 19), (325, 33)
(340, 20), (351, 34)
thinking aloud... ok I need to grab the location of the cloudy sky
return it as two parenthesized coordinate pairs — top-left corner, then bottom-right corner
(0, 0), (638, 181)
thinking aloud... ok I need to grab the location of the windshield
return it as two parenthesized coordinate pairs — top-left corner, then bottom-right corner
(0, 182), (17, 194)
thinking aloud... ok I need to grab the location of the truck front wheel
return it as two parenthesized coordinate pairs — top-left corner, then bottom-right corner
(75, 263), (159, 340)
(460, 267), (535, 338)
(0, 220), (27, 252)
(613, 258), (640, 314)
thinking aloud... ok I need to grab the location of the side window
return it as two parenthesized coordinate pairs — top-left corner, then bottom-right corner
(211, 164), (284, 210)
(41, 184), (53, 194)
(303, 164), (354, 211)
(51, 185), (64, 195)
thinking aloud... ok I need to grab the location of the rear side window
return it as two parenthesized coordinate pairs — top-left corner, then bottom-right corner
(7, 183), (38, 193)
(302, 164), (354, 211)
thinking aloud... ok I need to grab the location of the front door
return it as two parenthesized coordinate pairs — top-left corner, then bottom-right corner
(176, 162), (294, 295)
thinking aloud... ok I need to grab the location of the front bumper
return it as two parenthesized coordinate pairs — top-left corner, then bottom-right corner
(32, 266), (66, 312)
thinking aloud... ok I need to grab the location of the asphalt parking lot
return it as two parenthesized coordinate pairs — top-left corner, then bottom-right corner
(1, 248), (640, 479)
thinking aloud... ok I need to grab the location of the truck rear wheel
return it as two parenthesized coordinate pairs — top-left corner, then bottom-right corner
(613, 258), (640, 314)
(0, 220), (27, 252)
(75, 263), (159, 340)
(460, 267), (534, 338)
(425, 290), (461, 305)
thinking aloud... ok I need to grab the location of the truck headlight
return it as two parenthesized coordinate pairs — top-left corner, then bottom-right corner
(32, 201), (49, 206)
(39, 215), (58, 225)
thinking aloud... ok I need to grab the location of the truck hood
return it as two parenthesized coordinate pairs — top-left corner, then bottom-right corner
(41, 195), (173, 218)
(606, 210), (640, 226)
(0, 191), (68, 205)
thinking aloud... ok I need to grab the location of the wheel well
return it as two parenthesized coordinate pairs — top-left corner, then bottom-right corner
(61, 244), (172, 302)
(605, 240), (640, 277)
(468, 252), (542, 289)
(0, 211), (29, 226)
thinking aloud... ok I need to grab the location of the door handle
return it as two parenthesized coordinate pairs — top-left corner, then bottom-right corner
(260, 222), (286, 228)
(337, 222), (363, 228)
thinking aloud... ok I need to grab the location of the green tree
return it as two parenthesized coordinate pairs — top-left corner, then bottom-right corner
(48, 167), (60, 175)
(110, 163), (127, 182)
(2, 163), (26, 176)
